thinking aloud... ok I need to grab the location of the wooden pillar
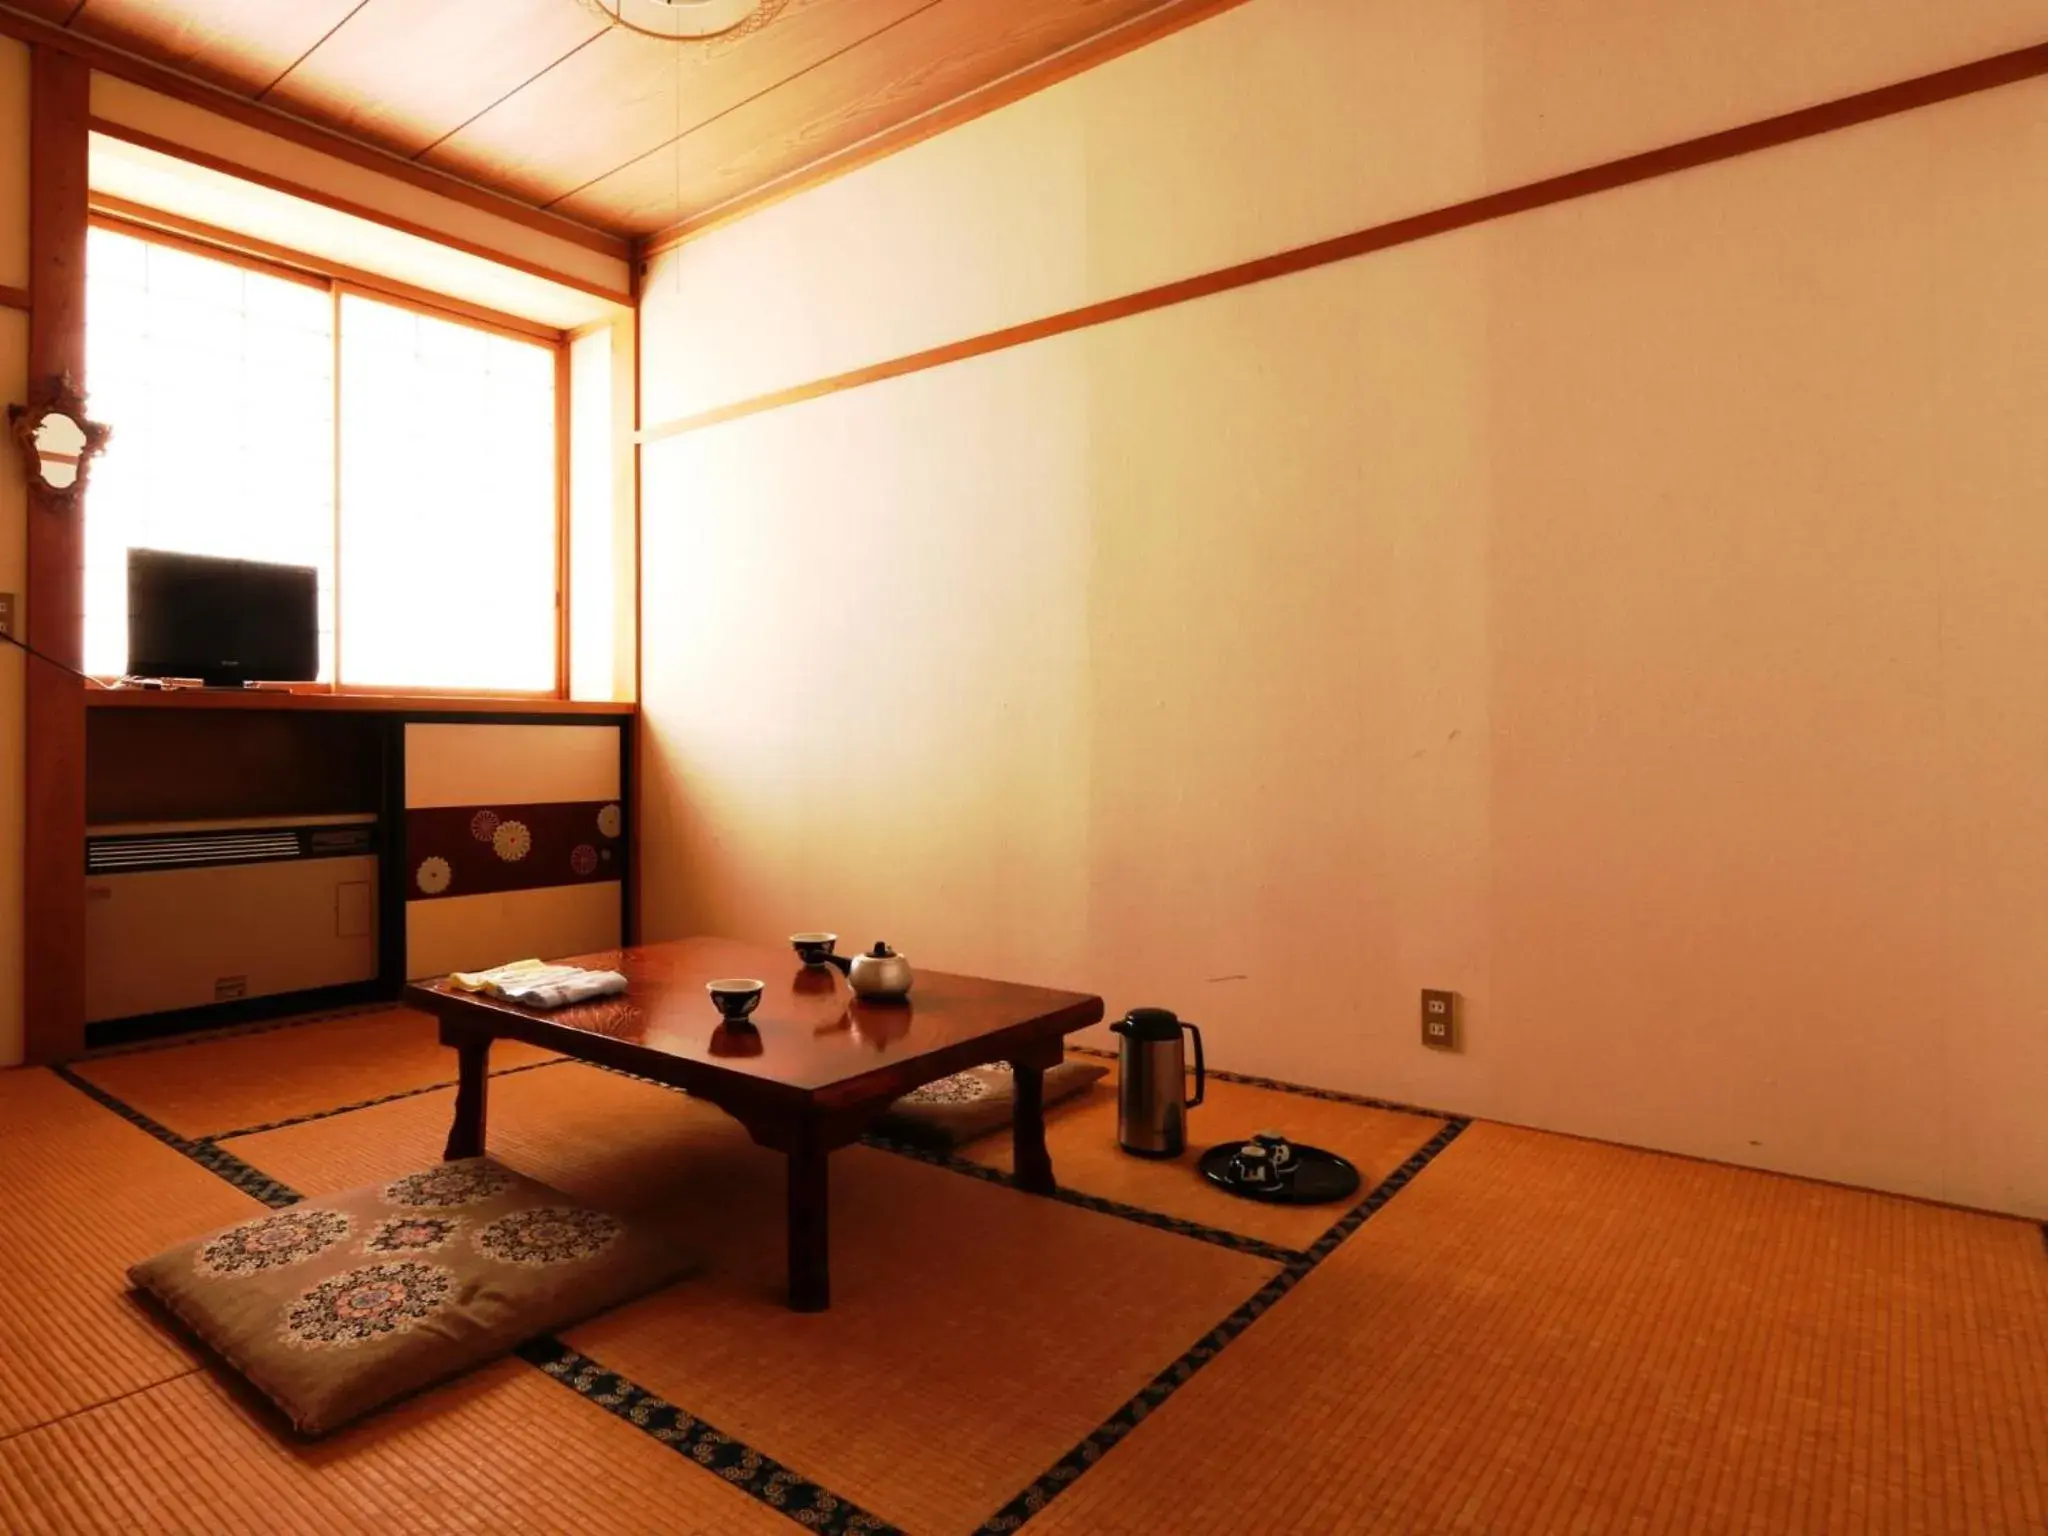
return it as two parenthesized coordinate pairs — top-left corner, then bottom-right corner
(22, 46), (89, 1063)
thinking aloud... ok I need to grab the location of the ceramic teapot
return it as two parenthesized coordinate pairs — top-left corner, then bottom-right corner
(847, 940), (913, 1000)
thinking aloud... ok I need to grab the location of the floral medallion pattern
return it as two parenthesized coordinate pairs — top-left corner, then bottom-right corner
(492, 819), (533, 863)
(197, 1208), (352, 1277)
(283, 1261), (453, 1349)
(902, 1070), (998, 1106)
(407, 801), (622, 901)
(475, 1206), (621, 1267)
(364, 1214), (462, 1255)
(382, 1161), (516, 1209)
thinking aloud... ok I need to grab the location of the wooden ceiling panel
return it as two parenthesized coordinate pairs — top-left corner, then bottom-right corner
(262, 0), (610, 158)
(556, 0), (1177, 232)
(70, 0), (366, 95)
(23, 0), (1233, 243)
(419, 0), (932, 206)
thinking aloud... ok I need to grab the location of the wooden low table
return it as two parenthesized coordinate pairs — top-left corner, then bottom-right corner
(405, 937), (1104, 1311)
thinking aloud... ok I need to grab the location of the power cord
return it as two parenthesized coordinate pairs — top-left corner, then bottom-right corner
(0, 625), (114, 687)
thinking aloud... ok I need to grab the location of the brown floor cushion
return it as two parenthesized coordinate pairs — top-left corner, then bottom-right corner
(874, 1060), (1108, 1149)
(130, 1158), (692, 1436)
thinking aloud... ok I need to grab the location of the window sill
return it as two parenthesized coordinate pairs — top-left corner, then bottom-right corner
(82, 684), (635, 718)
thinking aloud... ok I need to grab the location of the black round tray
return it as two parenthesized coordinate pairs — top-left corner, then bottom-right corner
(1197, 1141), (1361, 1205)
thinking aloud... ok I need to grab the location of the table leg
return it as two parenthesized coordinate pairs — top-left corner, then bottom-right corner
(444, 1037), (491, 1160)
(1010, 1058), (1056, 1195)
(787, 1138), (830, 1312)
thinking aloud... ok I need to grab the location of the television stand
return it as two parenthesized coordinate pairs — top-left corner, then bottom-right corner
(113, 677), (306, 692)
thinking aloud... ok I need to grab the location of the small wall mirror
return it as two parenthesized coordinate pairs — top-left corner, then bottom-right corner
(8, 374), (109, 506)
(29, 409), (88, 490)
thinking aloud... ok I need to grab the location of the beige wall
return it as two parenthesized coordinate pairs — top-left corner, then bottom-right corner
(641, 0), (2048, 426)
(0, 37), (29, 1068)
(635, 0), (2048, 1215)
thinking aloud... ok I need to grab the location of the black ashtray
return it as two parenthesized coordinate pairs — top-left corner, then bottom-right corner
(1197, 1141), (1361, 1205)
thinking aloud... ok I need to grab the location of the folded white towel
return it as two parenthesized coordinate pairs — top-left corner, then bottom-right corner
(447, 959), (627, 1010)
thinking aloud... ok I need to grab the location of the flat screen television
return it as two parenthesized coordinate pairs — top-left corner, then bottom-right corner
(127, 549), (319, 688)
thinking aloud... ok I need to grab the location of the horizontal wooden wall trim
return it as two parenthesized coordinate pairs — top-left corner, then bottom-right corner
(0, 2), (630, 261)
(641, 35), (2048, 443)
(0, 283), (27, 311)
(91, 196), (568, 344)
(636, 0), (1251, 260)
(89, 117), (630, 308)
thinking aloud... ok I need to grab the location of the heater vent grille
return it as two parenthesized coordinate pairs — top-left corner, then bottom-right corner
(86, 823), (376, 874)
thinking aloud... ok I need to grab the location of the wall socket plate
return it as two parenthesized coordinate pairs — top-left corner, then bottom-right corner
(1421, 989), (1457, 1050)
(0, 591), (15, 639)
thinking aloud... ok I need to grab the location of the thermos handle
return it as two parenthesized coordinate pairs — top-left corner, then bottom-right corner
(1183, 1021), (1205, 1109)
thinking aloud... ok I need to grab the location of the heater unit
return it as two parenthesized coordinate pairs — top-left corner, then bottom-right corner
(84, 814), (380, 1024)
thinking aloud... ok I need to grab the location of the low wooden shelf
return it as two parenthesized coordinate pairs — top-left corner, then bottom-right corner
(84, 685), (635, 718)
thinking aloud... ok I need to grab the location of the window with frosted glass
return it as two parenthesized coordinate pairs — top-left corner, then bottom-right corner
(337, 294), (557, 692)
(83, 227), (335, 679)
(82, 231), (561, 692)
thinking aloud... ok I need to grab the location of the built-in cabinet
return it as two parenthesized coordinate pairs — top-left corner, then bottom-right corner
(401, 721), (627, 980)
(81, 692), (632, 1046)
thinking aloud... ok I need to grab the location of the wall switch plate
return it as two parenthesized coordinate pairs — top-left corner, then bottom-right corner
(1422, 989), (1457, 1050)
(0, 592), (15, 639)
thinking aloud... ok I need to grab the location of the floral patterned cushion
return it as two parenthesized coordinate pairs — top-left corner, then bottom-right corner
(873, 1060), (1107, 1149)
(129, 1159), (692, 1437)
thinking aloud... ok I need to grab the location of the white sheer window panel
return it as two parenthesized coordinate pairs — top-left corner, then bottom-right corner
(337, 294), (557, 693)
(84, 226), (335, 680)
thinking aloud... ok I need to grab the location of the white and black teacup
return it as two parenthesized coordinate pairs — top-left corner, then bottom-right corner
(790, 933), (839, 967)
(1254, 1129), (1297, 1180)
(706, 977), (765, 1023)
(1229, 1142), (1276, 1190)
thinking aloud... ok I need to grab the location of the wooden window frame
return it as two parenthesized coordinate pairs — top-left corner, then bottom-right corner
(84, 205), (573, 700)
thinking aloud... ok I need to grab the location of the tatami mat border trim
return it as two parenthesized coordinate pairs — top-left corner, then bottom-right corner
(976, 1117), (1472, 1533)
(861, 1131), (1307, 1266)
(515, 1339), (901, 1535)
(71, 1002), (397, 1061)
(52, 1064), (304, 1209)
(209, 1057), (570, 1142)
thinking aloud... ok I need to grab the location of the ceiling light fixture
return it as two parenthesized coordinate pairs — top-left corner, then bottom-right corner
(584, 0), (786, 41)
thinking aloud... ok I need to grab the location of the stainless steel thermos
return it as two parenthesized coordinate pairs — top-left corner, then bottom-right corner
(1111, 1006), (1205, 1157)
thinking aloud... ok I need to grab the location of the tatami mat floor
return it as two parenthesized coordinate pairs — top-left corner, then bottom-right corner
(1, 1005), (2043, 1534)
(960, 1062), (1445, 1251)
(72, 1007), (558, 1140)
